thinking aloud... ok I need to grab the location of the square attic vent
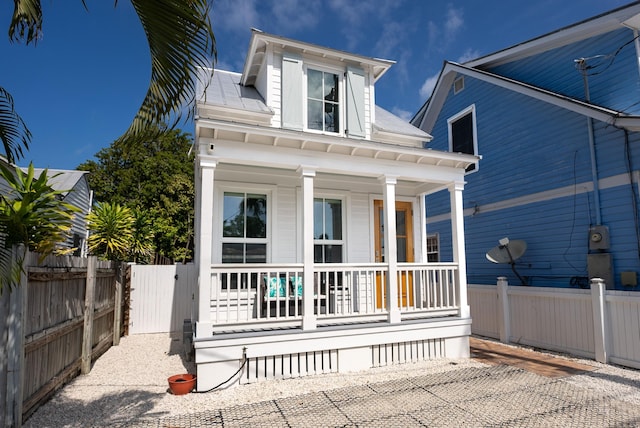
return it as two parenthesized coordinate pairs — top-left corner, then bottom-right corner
(453, 77), (464, 94)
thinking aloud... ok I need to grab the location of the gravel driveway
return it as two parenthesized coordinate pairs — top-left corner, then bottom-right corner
(23, 333), (640, 427)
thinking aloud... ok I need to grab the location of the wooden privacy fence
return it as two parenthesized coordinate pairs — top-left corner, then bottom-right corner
(0, 250), (126, 427)
(469, 277), (640, 370)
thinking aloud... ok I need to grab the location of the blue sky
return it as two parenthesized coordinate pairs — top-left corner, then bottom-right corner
(1, 0), (633, 170)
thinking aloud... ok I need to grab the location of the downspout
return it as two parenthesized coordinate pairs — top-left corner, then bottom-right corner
(633, 29), (640, 78)
(577, 59), (602, 225)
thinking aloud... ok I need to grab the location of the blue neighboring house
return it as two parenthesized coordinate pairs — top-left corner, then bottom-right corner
(412, 3), (640, 289)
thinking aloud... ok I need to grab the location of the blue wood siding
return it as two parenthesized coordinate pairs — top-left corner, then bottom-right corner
(425, 53), (640, 289)
(486, 28), (640, 115)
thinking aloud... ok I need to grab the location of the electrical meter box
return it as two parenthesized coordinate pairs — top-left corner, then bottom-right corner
(588, 253), (613, 289)
(588, 225), (610, 251)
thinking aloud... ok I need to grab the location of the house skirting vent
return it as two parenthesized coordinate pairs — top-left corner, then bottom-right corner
(372, 338), (445, 367)
(242, 350), (338, 384)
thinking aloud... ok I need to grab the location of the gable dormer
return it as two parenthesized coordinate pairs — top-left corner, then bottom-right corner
(240, 29), (394, 140)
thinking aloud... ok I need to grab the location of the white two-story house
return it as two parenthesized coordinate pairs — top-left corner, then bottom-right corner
(192, 30), (478, 391)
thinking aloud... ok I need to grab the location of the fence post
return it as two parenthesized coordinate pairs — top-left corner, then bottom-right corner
(81, 256), (97, 374)
(590, 277), (609, 363)
(497, 276), (510, 344)
(4, 246), (27, 427)
(112, 262), (123, 346)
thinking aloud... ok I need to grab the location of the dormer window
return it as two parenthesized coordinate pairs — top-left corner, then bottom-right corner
(281, 52), (366, 138)
(307, 69), (340, 133)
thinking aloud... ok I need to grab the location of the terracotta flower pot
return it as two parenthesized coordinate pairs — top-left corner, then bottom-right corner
(168, 374), (197, 395)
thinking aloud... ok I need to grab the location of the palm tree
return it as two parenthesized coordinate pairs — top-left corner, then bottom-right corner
(1, 0), (216, 163)
(86, 202), (135, 261)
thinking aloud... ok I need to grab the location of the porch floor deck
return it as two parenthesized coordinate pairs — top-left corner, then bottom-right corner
(204, 315), (458, 341)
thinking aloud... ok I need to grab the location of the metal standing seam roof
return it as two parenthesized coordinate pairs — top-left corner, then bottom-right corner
(31, 169), (88, 196)
(197, 70), (272, 115)
(198, 69), (430, 140)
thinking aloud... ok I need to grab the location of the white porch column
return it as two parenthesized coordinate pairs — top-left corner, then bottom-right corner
(196, 158), (217, 337)
(381, 175), (401, 324)
(299, 167), (317, 330)
(450, 181), (470, 319)
(418, 193), (428, 263)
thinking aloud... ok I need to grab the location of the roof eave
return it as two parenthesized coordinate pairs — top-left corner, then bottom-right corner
(465, 4), (640, 68)
(421, 62), (640, 133)
(241, 29), (395, 86)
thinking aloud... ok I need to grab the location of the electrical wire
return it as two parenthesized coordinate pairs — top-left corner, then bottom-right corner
(575, 34), (640, 77)
(192, 348), (248, 394)
(562, 150), (583, 272)
(623, 129), (640, 259)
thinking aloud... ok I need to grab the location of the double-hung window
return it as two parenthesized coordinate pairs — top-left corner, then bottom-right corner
(448, 105), (477, 172)
(426, 233), (440, 262)
(281, 51), (366, 138)
(221, 192), (268, 289)
(307, 69), (340, 133)
(313, 198), (343, 263)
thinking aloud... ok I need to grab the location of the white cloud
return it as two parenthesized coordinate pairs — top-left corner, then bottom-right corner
(445, 6), (464, 36)
(213, 0), (260, 32)
(375, 21), (406, 59)
(392, 107), (413, 121)
(457, 48), (481, 64)
(426, 5), (464, 53)
(419, 72), (440, 99)
(271, 0), (321, 33)
(328, 0), (402, 52)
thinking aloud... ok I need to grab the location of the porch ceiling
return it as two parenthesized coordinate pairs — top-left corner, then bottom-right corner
(196, 118), (477, 182)
(213, 163), (441, 195)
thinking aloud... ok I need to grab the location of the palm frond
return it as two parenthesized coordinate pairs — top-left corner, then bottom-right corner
(8, 0), (43, 44)
(0, 243), (26, 295)
(0, 87), (31, 163)
(119, 0), (216, 145)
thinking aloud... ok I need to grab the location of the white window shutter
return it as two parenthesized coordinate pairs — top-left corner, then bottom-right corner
(346, 67), (365, 138)
(281, 52), (303, 130)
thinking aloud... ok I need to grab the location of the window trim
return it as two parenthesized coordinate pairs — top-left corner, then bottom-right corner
(426, 233), (440, 263)
(313, 196), (346, 263)
(447, 104), (478, 173)
(303, 63), (345, 136)
(215, 184), (274, 264)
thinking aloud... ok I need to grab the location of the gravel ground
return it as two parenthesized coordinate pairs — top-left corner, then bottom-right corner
(23, 333), (640, 428)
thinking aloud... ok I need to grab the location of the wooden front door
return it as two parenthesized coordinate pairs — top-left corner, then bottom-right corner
(374, 200), (414, 308)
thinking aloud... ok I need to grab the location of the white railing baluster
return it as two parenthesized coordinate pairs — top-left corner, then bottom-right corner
(208, 263), (459, 328)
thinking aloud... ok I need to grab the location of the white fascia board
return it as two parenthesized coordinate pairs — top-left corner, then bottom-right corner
(242, 30), (395, 82)
(196, 103), (274, 126)
(371, 126), (432, 147)
(196, 117), (476, 169)
(418, 62), (458, 133)
(466, 5), (640, 68)
(423, 62), (635, 133)
(200, 137), (467, 184)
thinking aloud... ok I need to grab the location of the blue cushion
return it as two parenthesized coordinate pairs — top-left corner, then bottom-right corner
(291, 276), (303, 296)
(267, 277), (287, 298)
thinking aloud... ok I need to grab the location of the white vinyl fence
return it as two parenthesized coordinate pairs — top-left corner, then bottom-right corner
(128, 264), (197, 334)
(469, 277), (640, 370)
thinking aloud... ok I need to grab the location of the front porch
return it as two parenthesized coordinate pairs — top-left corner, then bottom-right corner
(193, 262), (471, 390)
(206, 262), (461, 328)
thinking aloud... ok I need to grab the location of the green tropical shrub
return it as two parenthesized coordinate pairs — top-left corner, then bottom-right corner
(86, 202), (135, 261)
(0, 163), (79, 293)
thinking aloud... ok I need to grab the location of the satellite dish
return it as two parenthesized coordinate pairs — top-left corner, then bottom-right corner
(486, 237), (528, 285)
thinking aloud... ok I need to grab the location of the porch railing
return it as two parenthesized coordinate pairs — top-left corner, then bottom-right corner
(210, 263), (459, 327)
